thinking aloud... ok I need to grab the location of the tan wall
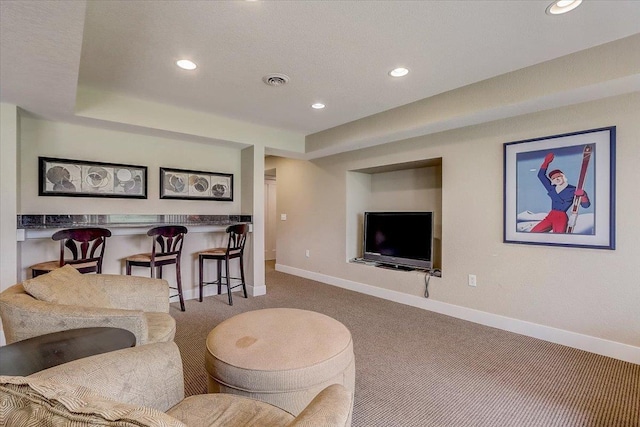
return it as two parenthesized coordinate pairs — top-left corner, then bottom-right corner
(19, 117), (241, 214)
(17, 117), (243, 291)
(0, 104), (19, 290)
(271, 92), (640, 347)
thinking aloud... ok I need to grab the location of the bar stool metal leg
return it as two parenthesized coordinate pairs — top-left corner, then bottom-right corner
(176, 260), (185, 311)
(198, 255), (204, 302)
(239, 256), (247, 298)
(225, 257), (233, 305)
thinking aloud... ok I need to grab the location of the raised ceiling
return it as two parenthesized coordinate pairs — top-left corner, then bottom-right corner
(1, 1), (639, 158)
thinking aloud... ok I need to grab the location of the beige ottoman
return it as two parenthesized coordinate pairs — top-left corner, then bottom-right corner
(205, 308), (355, 419)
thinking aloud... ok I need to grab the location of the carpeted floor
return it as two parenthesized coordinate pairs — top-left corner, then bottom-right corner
(170, 262), (640, 426)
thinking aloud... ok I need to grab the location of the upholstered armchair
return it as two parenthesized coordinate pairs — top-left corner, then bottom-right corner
(0, 341), (353, 426)
(0, 265), (175, 345)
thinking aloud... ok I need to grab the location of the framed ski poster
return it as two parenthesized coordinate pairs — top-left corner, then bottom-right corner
(503, 126), (615, 250)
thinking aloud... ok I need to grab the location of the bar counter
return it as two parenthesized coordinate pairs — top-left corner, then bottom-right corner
(16, 214), (254, 288)
(17, 214), (252, 240)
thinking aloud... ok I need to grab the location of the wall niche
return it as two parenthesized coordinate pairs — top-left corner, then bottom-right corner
(346, 158), (442, 270)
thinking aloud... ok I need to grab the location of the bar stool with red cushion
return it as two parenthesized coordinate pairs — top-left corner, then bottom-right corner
(30, 228), (112, 278)
(197, 223), (248, 305)
(125, 225), (187, 311)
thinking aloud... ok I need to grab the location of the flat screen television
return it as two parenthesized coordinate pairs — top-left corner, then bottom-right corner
(363, 211), (434, 270)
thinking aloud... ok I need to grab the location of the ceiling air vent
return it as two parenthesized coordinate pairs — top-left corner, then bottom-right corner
(262, 73), (290, 87)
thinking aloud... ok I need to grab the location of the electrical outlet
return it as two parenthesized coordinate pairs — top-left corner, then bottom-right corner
(468, 274), (477, 287)
(305, 249), (310, 258)
(280, 214), (287, 220)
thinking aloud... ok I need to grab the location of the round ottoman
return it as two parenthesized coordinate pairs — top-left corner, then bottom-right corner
(205, 308), (355, 418)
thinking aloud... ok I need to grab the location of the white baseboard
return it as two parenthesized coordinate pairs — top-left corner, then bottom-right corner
(251, 284), (267, 297)
(276, 263), (640, 365)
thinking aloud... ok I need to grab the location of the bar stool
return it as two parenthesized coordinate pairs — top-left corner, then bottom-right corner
(125, 225), (187, 311)
(197, 223), (248, 305)
(30, 227), (112, 278)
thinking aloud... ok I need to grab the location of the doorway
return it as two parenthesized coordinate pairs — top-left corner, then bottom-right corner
(264, 172), (277, 261)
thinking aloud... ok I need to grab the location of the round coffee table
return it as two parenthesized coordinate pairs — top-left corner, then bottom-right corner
(205, 308), (355, 418)
(0, 327), (136, 376)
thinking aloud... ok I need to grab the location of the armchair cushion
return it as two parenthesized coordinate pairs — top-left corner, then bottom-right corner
(167, 394), (294, 426)
(22, 265), (112, 308)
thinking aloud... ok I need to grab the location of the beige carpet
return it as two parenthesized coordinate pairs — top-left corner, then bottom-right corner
(170, 262), (639, 426)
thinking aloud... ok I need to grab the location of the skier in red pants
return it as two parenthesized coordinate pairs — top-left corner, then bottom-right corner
(531, 152), (590, 233)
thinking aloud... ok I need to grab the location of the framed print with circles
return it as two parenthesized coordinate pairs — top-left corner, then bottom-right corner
(159, 167), (233, 201)
(39, 157), (147, 199)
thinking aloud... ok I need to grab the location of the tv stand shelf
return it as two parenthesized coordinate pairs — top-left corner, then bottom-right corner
(376, 263), (415, 272)
(350, 258), (380, 267)
(350, 258), (437, 274)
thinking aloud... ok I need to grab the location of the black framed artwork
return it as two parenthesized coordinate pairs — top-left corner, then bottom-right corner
(160, 167), (233, 201)
(39, 157), (147, 199)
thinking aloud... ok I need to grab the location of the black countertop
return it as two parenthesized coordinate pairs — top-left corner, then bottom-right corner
(18, 214), (252, 229)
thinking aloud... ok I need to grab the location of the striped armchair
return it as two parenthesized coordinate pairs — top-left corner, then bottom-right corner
(0, 341), (353, 426)
(0, 266), (175, 345)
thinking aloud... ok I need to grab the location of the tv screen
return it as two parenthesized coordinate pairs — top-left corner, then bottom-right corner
(363, 211), (433, 270)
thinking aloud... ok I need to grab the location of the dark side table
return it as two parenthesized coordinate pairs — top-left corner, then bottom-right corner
(0, 327), (136, 376)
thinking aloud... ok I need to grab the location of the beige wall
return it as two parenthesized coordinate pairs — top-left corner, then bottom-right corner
(0, 104), (19, 290)
(16, 117), (244, 292)
(20, 117), (241, 214)
(271, 92), (640, 348)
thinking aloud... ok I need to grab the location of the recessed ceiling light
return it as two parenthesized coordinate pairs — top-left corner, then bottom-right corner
(389, 67), (409, 77)
(176, 59), (197, 70)
(546, 0), (582, 15)
(311, 103), (325, 110)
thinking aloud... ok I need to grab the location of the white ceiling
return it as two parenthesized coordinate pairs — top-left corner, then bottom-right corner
(2, 0), (639, 156)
